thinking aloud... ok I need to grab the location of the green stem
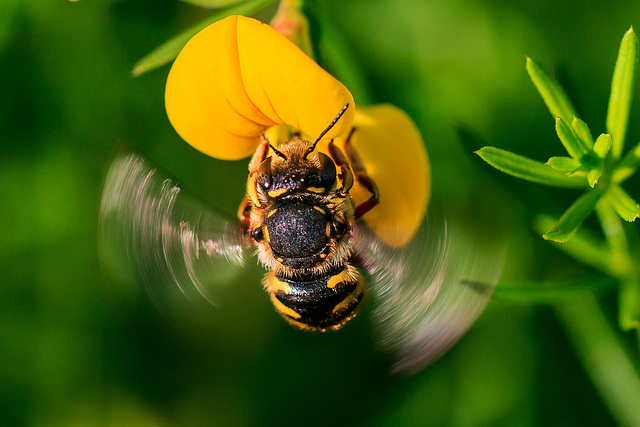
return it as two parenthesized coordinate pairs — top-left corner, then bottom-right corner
(556, 294), (640, 427)
(595, 200), (632, 277)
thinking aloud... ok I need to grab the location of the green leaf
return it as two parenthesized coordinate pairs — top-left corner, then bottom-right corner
(556, 116), (590, 159)
(526, 56), (577, 123)
(556, 294), (640, 427)
(620, 278), (640, 330)
(536, 214), (618, 274)
(593, 133), (613, 158)
(546, 156), (580, 171)
(132, 0), (274, 76)
(567, 164), (589, 176)
(607, 185), (640, 221)
(542, 190), (602, 242)
(571, 116), (594, 148)
(476, 147), (586, 188)
(588, 168), (601, 188)
(493, 278), (615, 303)
(178, 0), (248, 8)
(607, 27), (638, 158)
(613, 140), (640, 183)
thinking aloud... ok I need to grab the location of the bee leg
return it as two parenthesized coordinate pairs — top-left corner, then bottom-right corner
(336, 128), (380, 219)
(237, 198), (252, 227)
(327, 139), (354, 198)
(239, 132), (271, 226)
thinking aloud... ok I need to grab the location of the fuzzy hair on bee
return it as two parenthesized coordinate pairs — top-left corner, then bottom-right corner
(249, 139), (354, 279)
(241, 105), (370, 331)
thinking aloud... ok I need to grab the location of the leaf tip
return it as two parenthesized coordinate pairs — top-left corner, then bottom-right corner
(542, 230), (570, 243)
(131, 64), (144, 78)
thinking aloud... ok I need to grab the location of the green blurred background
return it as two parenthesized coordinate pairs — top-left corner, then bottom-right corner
(2, 0), (640, 425)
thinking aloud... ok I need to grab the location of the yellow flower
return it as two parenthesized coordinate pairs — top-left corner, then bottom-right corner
(165, 15), (430, 247)
(165, 15), (354, 160)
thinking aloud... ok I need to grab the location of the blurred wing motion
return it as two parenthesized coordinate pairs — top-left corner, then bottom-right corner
(99, 152), (248, 311)
(353, 212), (505, 375)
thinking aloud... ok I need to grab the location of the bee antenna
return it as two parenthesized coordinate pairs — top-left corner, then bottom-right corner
(269, 144), (288, 160)
(305, 103), (350, 158)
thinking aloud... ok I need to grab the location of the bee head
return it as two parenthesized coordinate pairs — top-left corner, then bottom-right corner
(256, 103), (349, 199)
(256, 141), (337, 198)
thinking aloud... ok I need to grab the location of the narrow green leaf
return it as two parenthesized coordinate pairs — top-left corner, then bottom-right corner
(593, 133), (612, 158)
(526, 57), (577, 123)
(178, 0), (247, 8)
(132, 0), (274, 76)
(476, 147), (586, 188)
(567, 164), (589, 176)
(620, 278), (640, 330)
(546, 156), (580, 171)
(588, 168), (601, 188)
(595, 200), (632, 277)
(493, 278), (615, 304)
(536, 214), (618, 274)
(613, 140), (640, 183)
(556, 294), (640, 427)
(542, 190), (602, 242)
(571, 116), (594, 148)
(607, 27), (638, 158)
(556, 116), (590, 159)
(607, 185), (640, 221)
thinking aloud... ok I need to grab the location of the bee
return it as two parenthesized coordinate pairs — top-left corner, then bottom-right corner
(239, 104), (375, 331)
(100, 105), (504, 374)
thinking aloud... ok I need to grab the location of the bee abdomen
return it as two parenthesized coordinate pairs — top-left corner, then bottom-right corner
(264, 266), (364, 331)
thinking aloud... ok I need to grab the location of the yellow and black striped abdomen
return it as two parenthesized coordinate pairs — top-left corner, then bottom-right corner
(264, 266), (365, 331)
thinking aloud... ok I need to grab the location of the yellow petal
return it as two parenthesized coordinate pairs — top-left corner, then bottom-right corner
(325, 105), (430, 247)
(165, 15), (354, 160)
(236, 16), (354, 139)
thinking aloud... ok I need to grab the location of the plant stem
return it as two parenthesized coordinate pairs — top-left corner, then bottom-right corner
(556, 294), (640, 427)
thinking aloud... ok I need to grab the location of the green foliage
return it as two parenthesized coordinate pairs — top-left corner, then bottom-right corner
(525, 56), (577, 122)
(542, 190), (602, 243)
(475, 146), (586, 187)
(607, 27), (638, 158)
(477, 28), (640, 334)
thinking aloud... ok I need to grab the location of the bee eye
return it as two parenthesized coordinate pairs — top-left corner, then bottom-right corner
(251, 227), (264, 242)
(330, 221), (348, 238)
(257, 157), (272, 189)
(317, 153), (337, 187)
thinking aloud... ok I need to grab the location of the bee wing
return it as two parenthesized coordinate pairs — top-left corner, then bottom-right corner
(99, 152), (249, 311)
(353, 212), (505, 375)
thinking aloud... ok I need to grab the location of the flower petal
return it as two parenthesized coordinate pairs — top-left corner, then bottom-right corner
(326, 105), (430, 247)
(165, 15), (354, 160)
(236, 16), (354, 139)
